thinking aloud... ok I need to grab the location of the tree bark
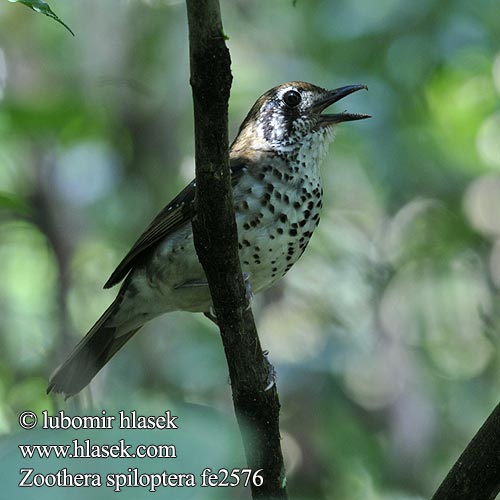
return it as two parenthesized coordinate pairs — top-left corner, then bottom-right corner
(431, 402), (500, 500)
(186, 1), (288, 498)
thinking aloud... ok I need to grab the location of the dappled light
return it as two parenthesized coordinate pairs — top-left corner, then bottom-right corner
(1, 1), (500, 499)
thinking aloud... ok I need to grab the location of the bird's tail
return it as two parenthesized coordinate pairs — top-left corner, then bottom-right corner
(47, 300), (140, 399)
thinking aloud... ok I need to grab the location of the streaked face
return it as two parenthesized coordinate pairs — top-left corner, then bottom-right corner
(234, 81), (369, 153)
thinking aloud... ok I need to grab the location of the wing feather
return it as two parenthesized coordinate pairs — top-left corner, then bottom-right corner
(103, 162), (247, 289)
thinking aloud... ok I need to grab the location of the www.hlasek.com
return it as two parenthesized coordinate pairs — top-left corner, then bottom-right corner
(18, 409), (263, 491)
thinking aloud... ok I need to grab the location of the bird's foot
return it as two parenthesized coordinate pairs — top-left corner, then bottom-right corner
(209, 305), (217, 319)
(262, 350), (276, 391)
(242, 272), (254, 309)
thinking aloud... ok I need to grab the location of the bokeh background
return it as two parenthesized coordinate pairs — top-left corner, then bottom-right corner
(1, 0), (500, 499)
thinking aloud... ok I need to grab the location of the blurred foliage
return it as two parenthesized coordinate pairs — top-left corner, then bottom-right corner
(1, 0), (500, 499)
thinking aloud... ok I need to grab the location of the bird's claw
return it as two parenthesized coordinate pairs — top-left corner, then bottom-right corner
(242, 272), (254, 309)
(262, 350), (276, 391)
(209, 305), (217, 319)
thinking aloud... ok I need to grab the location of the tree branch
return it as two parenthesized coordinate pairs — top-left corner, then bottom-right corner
(186, 1), (287, 498)
(431, 402), (500, 500)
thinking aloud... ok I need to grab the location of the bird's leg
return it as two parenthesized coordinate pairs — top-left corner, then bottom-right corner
(262, 350), (276, 391)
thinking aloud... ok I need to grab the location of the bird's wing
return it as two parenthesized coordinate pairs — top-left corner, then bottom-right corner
(103, 161), (248, 289)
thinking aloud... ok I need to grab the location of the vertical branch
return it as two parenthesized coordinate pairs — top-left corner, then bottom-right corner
(431, 402), (500, 500)
(186, 1), (288, 498)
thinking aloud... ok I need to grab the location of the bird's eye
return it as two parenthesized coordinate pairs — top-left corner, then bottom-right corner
(283, 90), (301, 107)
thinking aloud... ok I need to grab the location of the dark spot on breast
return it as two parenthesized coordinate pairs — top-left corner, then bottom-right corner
(289, 228), (297, 236)
(279, 213), (287, 223)
(293, 201), (301, 209)
(243, 223), (250, 230)
(277, 228), (284, 234)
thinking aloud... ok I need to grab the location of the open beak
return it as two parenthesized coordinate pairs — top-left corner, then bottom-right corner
(314, 84), (371, 125)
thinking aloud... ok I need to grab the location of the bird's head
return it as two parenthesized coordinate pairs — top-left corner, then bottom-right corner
(231, 81), (370, 158)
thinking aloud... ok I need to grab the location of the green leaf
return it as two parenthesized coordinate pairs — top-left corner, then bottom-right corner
(8, 0), (75, 36)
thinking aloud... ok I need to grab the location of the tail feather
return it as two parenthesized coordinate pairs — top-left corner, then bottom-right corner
(47, 302), (140, 398)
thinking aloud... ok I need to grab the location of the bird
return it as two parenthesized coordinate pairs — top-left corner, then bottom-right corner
(47, 81), (369, 398)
